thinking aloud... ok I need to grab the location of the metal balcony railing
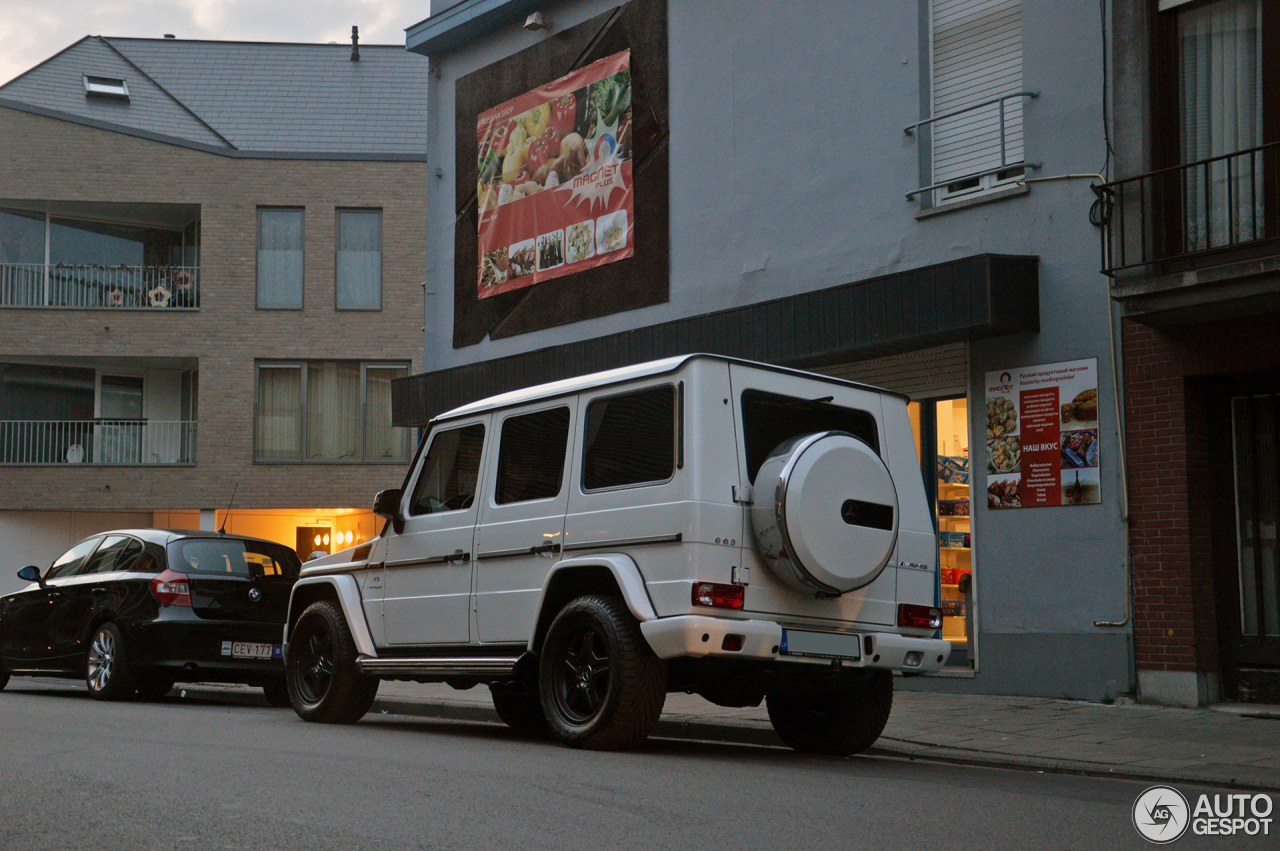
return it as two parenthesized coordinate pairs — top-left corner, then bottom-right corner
(904, 91), (1041, 200)
(1098, 141), (1280, 275)
(0, 420), (197, 465)
(0, 264), (200, 308)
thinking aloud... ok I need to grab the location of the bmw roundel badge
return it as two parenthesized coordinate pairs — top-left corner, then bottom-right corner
(249, 588), (261, 602)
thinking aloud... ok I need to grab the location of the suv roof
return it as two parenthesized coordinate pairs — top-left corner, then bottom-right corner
(432, 354), (905, 425)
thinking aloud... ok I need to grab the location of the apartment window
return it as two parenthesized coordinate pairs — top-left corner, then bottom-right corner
(582, 386), (675, 491)
(258, 209), (304, 309)
(255, 361), (411, 462)
(928, 0), (1026, 201)
(336, 210), (382, 309)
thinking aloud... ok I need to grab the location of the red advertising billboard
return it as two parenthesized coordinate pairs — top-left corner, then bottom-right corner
(475, 50), (634, 298)
(983, 359), (1101, 509)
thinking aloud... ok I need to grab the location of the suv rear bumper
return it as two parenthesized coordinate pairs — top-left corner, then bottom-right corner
(640, 615), (951, 674)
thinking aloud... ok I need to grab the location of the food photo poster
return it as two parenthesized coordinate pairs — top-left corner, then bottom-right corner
(984, 358), (1101, 510)
(475, 50), (634, 298)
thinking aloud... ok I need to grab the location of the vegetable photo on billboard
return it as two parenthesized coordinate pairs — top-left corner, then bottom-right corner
(475, 50), (634, 298)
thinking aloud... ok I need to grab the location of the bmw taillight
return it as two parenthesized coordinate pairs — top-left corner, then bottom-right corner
(692, 582), (744, 610)
(150, 569), (192, 607)
(898, 603), (942, 630)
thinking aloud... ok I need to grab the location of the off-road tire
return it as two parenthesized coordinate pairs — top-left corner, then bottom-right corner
(538, 594), (667, 751)
(766, 670), (893, 756)
(134, 674), (175, 701)
(86, 622), (135, 701)
(262, 677), (292, 708)
(490, 684), (550, 733)
(286, 601), (378, 724)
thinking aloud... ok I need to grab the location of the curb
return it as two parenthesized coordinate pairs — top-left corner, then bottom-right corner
(370, 696), (1280, 791)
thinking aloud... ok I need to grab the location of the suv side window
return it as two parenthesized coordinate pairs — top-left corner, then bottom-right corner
(80, 536), (143, 574)
(496, 407), (570, 504)
(47, 538), (100, 579)
(409, 424), (486, 515)
(582, 386), (675, 491)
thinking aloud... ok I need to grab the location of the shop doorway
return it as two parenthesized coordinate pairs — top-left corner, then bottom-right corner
(1220, 393), (1280, 702)
(296, 526), (332, 563)
(911, 396), (976, 669)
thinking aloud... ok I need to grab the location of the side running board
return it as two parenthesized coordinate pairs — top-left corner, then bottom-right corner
(356, 656), (520, 677)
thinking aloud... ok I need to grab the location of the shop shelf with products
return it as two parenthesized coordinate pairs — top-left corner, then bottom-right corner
(936, 453), (971, 644)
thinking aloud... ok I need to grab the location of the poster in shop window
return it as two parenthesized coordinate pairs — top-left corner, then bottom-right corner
(984, 358), (1100, 509)
(475, 50), (634, 298)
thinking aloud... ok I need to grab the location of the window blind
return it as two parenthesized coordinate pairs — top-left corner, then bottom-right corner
(931, 0), (1024, 186)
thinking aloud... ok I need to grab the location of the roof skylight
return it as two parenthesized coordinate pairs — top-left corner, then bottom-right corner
(83, 75), (129, 101)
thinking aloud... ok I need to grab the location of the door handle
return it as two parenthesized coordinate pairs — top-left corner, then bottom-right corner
(447, 550), (471, 565)
(530, 542), (562, 556)
(92, 588), (109, 595)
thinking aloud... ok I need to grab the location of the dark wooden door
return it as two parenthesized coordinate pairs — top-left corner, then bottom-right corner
(1216, 391), (1280, 702)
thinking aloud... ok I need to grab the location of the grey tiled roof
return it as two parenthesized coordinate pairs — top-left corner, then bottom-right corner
(0, 36), (428, 158)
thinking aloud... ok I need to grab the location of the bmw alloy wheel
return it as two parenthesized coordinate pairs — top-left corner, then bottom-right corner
(87, 627), (116, 691)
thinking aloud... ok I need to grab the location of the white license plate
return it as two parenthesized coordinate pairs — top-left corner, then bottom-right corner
(221, 641), (278, 660)
(780, 629), (861, 661)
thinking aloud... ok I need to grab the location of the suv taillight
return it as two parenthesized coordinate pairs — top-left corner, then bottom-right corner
(898, 603), (942, 630)
(692, 582), (744, 610)
(150, 569), (192, 607)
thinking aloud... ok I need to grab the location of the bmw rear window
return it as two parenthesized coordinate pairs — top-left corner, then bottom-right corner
(174, 539), (300, 579)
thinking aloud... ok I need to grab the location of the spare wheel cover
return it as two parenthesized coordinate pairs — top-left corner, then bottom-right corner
(754, 432), (898, 594)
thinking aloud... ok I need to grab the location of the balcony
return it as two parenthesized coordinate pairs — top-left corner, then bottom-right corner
(0, 264), (200, 309)
(1100, 141), (1280, 276)
(1099, 142), (1280, 324)
(0, 419), (197, 465)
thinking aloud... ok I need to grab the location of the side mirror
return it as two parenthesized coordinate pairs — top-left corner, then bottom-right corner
(17, 565), (45, 588)
(373, 488), (405, 534)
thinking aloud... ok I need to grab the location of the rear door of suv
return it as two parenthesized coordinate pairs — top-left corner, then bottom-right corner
(474, 400), (576, 644)
(728, 365), (898, 626)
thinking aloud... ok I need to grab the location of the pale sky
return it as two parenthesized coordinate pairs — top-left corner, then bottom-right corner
(0, 0), (431, 86)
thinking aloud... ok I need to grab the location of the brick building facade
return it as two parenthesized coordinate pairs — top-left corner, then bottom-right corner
(0, 37), (428, 592)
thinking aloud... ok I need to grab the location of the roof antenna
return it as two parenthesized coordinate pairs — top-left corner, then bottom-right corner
(350, 26), (360, 62)
(219, 483), (238, 535)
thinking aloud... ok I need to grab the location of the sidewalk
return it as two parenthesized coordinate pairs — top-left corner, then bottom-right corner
(135, 679), (1280, 790)
(365, 681), (1280, 789)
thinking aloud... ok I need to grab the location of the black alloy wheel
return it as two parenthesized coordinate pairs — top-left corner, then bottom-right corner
(538, 594), (667, 751)
(285, 601), (378, 723)
(552, 621), (612, 723)
(294, 627), (335, 705)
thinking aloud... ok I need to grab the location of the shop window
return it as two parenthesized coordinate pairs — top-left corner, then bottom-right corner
(909, 397), (974, 665)
(496, 407), (570, 504)
(582, 386), (674, 491)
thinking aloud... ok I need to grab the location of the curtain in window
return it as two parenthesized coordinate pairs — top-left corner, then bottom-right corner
(364, 366), (409, 460)
(1179, 0), (1264, 250)
(257, 367), (302, 460)
(336, 211), (381, 309)
(258, 210), (304, 308)
(307, 362), (361, 460)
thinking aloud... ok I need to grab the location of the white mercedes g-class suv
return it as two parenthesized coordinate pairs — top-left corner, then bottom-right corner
(283, 355), (948, 753)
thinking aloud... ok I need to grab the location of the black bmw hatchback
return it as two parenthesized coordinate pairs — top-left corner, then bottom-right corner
(0, 529), (301, 704)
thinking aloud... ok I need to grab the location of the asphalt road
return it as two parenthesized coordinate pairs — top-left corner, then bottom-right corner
(0, 678), (1254, 851)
